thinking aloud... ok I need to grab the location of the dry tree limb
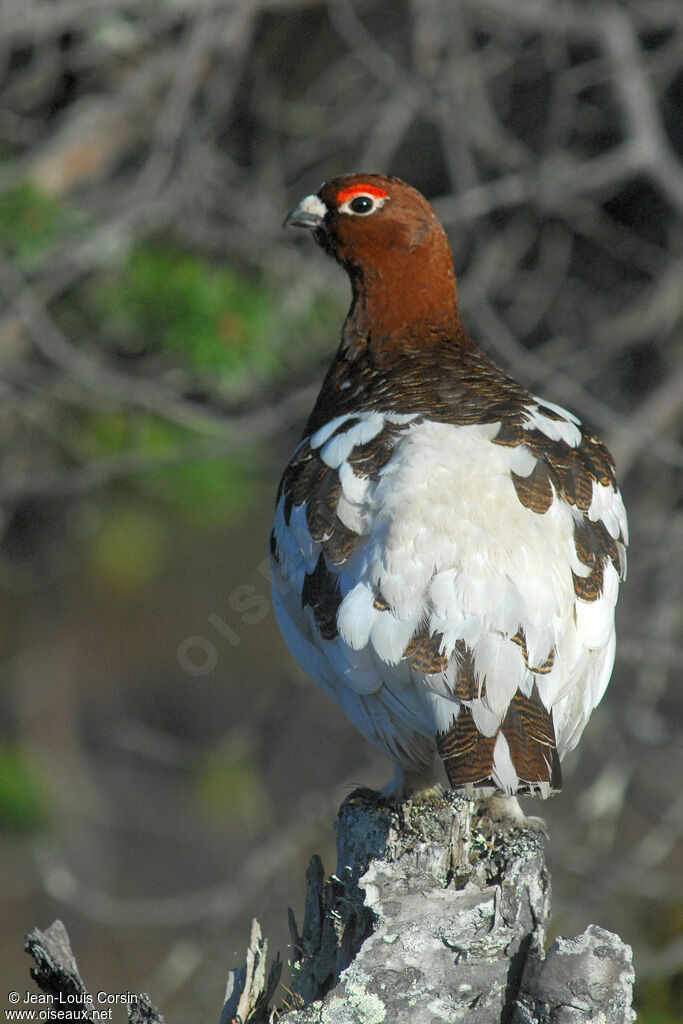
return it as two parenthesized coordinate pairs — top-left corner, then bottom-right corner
(25, 919), (164, 1024)
(221, 919), (282, 1024)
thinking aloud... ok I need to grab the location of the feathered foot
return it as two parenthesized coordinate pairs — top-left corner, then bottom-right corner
(381, 765), (445, 806)
(476, 794), (549, 838)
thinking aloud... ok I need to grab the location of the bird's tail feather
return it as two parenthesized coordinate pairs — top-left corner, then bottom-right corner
(437, 686), (562, 797)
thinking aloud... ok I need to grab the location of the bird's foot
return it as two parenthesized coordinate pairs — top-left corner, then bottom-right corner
(345, 768), (445, 809)
(476, 794), (549, 839)
(381, 765), (445, 807)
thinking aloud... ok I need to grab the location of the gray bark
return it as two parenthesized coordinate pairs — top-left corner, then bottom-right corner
(270, 792), (635, 1024)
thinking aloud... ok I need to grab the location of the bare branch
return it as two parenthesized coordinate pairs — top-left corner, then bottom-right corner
(599, 7), (683, 216)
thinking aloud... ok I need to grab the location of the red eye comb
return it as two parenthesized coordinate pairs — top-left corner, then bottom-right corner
(336, 183), (388, 205)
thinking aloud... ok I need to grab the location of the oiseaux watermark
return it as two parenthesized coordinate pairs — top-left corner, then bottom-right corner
(177, 557), (278, 677)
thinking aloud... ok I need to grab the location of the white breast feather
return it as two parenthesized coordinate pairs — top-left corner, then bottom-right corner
(272, 412), (625, 772)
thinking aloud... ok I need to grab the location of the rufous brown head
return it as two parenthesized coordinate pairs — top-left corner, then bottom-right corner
(284, 174), (458, 335)
(285, 174), (444, 266)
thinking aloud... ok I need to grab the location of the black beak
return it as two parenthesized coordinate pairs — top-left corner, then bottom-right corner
(283, 193), (328, 231)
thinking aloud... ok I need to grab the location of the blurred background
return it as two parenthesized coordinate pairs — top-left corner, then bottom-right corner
(0, 0), (681, 1020)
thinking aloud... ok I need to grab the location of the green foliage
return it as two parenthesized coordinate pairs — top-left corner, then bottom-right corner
(634, 902), (683, 1024)
(636, 969), (683, 1020)
(276, 290), (345, 366)
(69, 409), (192, 460)
(0, 181), (67, 266)
(79, 410), (132, 456)
(69, 410), (258, 533)
(0, 742), (47, 832)
(142, 456), (255, 528)
(94, 243), (276, 380)
(87, 506), (169, 594)
(193, 745), (268, 829)
(637, 1013), (679, 1024)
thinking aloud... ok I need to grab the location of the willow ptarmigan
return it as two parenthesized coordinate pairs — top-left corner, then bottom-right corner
(270, 173), (627, 806)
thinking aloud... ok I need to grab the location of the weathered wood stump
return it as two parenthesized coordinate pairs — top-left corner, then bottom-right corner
(25, 792), (635, 1024)
(228, 793), (635, 1024)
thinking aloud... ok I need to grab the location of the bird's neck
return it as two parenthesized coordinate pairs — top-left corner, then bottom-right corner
(342, 237), (461, 346)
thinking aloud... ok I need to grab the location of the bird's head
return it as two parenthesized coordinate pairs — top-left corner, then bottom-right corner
(284, 173), (446, 271)
(284, 174), (458, 334)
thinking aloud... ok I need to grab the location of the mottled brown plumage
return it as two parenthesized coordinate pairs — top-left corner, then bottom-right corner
(437, 708), (497, 788)
(404, 629), (450, 674)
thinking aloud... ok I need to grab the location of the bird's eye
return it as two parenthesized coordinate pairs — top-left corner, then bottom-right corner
(349, 195), (374, 214)
(336, 186), (388, 217)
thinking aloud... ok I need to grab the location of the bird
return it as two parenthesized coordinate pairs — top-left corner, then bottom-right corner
(270, 173), (627, 815)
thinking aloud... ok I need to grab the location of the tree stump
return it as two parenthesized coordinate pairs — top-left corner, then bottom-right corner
(25, 793), (635, 1024)
(282, 792), (548, 1022)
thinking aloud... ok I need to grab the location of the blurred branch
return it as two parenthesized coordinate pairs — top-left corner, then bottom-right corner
(600, 7), (683, 216)
(31, 783), (344, 928)
(607, 353), (683, 472)
(466, 299), (683, 474)
(130, 2), (255, 203)
(0, 0), (322, 44)
(0, 416), (297, 503)
(469, 0), (681, 36)
(433, 144), (644, 225)
(0, 254), (289, 440)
